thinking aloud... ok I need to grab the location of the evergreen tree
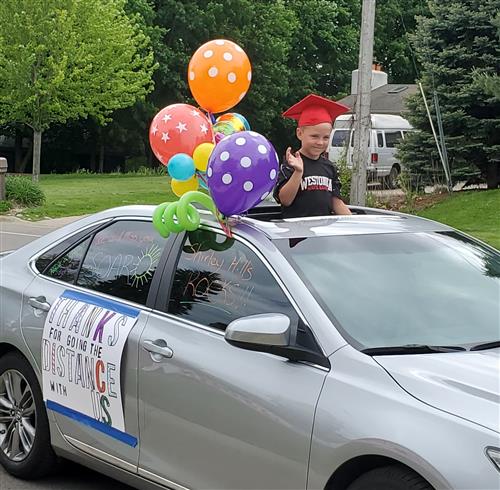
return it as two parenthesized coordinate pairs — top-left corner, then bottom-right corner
(475, 15), (500, 101)
(398, 0), (500, 188)
(374, 0), (429, 83)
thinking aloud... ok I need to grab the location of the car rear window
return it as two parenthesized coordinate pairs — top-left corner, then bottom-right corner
(384, 130), (403, 148)
(35, 224), (102, 274)
(331, 130), (350, 147)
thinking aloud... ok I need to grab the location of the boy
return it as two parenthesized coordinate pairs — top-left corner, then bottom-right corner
(274, 94), (352, 218)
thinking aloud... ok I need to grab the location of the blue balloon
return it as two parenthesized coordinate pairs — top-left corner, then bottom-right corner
(168, 153), (195, 181)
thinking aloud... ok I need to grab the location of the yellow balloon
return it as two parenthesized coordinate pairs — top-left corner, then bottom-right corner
(171, 176), (199, 197)
(193, 142), (215, 172)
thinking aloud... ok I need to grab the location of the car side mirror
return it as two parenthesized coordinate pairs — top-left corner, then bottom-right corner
(225, 313), (330, 368)
(225, 313), (291, 347)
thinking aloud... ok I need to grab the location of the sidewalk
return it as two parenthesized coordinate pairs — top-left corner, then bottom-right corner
(0, 214), (84, 227)
(0, 215), (84, 252)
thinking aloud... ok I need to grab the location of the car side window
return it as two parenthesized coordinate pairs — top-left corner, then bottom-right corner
(44, 237), (91, 284)
(377, 131), (384, 147)
(76, 220), (167, 306)
(165, 229), (321, 352)
(384, 130), (403, 148)
(35, 224), (101, 274)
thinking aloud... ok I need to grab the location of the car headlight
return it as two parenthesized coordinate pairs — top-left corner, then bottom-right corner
(486, 447), (500, 472)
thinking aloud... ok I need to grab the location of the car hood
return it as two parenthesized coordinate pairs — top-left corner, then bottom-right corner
(375, 348), (500, 433)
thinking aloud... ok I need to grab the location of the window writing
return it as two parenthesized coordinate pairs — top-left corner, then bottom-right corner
(167, 229), (297, 332)
(76, 220), (167, 305)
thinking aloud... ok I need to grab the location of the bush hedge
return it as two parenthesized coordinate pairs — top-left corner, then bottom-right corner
(6, 176), (45, 206)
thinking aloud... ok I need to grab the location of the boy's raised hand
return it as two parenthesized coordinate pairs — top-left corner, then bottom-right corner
(285, 147), (304, 175)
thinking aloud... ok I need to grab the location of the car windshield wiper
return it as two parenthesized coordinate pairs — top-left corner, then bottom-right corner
(470, 340), (500, 351)
(361, 344), (467, 356)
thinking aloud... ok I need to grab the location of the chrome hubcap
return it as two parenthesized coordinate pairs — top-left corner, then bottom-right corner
(0, 370), (36, 461)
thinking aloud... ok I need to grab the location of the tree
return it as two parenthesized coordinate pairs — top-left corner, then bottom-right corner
(0, 0), (156, 180)
(79, 0), (167, 172)
(374, 0), (429, 83)
(151, 0), (359, 156)
(475, 15), (500, 100)
(152, 0), (298, 149)
(398, 0), (500, 189)
(7, 0), (362, 172)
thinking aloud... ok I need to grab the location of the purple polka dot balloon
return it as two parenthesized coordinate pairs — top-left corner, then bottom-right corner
(207, 131), (279, 216)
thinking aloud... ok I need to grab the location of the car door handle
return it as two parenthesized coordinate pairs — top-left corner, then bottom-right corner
(28, 296), (51, 312)
(142, 339), (174, 360)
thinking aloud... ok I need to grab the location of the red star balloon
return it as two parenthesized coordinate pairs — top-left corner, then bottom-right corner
(149, 104), (214, 166)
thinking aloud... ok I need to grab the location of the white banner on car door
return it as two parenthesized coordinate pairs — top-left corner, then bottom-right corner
(41, 289), (139, 446)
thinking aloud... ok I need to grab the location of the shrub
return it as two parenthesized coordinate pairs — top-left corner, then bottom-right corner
(129, 165), (167, 176)
(6, 176), (45, 206)
(0, 200), (12, 213)
(124, 156), (148, 172)
(336, 153), (351, 204)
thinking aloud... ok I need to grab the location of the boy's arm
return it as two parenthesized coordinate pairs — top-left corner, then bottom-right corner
(275, 148), (304, 207)
(279, 171), (303, 206)
(331, 196), (352, 215)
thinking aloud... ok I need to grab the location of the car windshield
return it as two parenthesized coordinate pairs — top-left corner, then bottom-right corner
(275, 232), (500, 350)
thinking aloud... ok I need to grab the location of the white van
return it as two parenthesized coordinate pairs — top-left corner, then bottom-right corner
(328, 114), (413, 188)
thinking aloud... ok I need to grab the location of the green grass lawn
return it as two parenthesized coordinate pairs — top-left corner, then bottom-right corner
(7, 174), (500, 250)
(417, 189), (500, 250)
(19, 173), (176, 220)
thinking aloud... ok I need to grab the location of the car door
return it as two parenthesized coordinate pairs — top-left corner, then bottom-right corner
(137, 228), (329, 490)
(21, 218), (170, 469)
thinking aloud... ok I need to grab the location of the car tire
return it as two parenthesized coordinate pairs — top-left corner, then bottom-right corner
(386, 166), (400, 189)
(346, 464), (433, 490)
(0, 352), (58, 479)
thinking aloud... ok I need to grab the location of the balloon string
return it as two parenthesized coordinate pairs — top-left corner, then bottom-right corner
(203, 109), (216, 123)
(197, 171), (208, 186)
(193, 171), (232, 237)
(216, 212), (233, 238)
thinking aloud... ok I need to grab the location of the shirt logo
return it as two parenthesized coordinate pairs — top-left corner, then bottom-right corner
(300, 175), (332, 192)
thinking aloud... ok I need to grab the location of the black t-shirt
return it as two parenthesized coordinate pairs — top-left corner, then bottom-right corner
(273, 153), (342, 218)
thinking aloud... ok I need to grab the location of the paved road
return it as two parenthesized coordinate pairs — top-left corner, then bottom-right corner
(1, 215), (135, 489)
(0, 460), (134, 489)
(0, 216), (82, 252)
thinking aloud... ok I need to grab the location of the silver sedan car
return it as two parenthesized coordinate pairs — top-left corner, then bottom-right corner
(0, 204), (499, 490)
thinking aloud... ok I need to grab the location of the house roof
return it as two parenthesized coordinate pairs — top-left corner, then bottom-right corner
(337, 84), (418, 115)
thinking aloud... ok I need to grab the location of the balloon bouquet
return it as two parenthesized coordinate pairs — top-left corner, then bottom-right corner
(149, 39), (279, 238)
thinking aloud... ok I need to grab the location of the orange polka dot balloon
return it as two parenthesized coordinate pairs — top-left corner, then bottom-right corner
(188, 39), (252, 114)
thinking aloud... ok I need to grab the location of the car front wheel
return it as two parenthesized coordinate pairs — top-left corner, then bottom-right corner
(347, 464), (433, 490)
(0, 352), (58, 479)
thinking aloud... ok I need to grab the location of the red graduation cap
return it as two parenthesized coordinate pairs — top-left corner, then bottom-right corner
(282, 94), (350, 127)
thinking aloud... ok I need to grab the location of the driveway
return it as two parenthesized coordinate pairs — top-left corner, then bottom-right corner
(0, 461), (133, 489)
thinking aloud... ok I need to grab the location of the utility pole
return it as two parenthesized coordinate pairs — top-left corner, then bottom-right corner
(0, 158), (7, 201)
(350, 0), (376, 206)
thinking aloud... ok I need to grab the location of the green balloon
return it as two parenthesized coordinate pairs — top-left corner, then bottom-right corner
(152, 202), (171, 238)
(152, 191), (219, 238)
